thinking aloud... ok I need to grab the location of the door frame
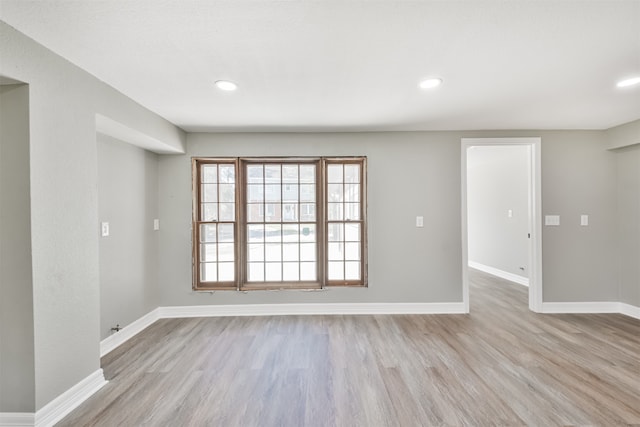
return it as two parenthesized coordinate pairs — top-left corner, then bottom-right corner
(461, 137), (543, 312)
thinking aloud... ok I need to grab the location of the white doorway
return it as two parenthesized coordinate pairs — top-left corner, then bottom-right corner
(461, 138), (543, 312)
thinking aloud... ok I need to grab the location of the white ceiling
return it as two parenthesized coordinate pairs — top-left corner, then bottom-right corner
(1, 0), (639, 132)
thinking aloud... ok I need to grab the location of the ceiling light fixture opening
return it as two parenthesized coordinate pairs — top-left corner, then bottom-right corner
(215, 80), (238, 91)
(419, 78), (443, 89)
(616, 76), (640, 88)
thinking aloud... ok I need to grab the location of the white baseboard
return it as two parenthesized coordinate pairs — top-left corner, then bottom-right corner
(34, 369), (107, 427)
(0, 413), (35, 427)
(619, 303), (640, 320)
(468, 261), (529, 286)
(159, 302), (466, 318)
(100, 308), (161, 357)
(542, 301), (622, 314)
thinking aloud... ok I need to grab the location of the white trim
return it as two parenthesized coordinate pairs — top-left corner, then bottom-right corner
(618, 303), (640, 320)
(100, 308), (161, 357)
(461, 137), (543, 313)
(159, 302), (466, 318)
(34, 369), (106, 427)
(468, 261), (529, 286)
(542, 302), (620, 314)
(0, 413), (35, 427)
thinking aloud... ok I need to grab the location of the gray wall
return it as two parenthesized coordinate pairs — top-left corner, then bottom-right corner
(467, 145), (529, 279)
(98, 135), (159, 340)
(0, 84), (35, 412)
(158, 132), (463, 305)
(615, 144), (640, 306)
(0, 21), (185, 410)
(607, 119), (640, 149)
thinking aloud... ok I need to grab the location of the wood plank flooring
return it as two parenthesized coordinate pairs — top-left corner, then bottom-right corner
(58, 269), (640, 426)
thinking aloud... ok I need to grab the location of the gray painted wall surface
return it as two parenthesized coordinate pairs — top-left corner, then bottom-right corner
(616, 145), (640, 306)
(606, 119), (640, 149)
(0, 84), (35, 412)
(98, 135), (159, 340)
(0, 22), (185, 410)
(540, 131), (618, 302)
(467, 145), (529, 279)
(158, 132), (463, 305)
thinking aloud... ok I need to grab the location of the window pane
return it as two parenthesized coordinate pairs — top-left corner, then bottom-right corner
(247, 203), (264, 222)
(299, 165), (315, 183)
(328, 242), (343, 261)
(300, 224), (316, 242)
(344, 184), (360, 202)
(201, 263), (217, 282)
(218, 262), (234, 281)
(283, 243), (299, 261)
(218, 243), (235, 262)
(265, 243), (282, 261)
(300, 184), (315, 202)
(282, 203), (298, 222)
(265, 263), (282, 281)
(282, 165), (298, 183)
(219, 165), (235, 183)
(283, 224), (299, 242)
(344, 164), (360, 183)
(248, 224), (264, 242)
(328, 261), (344, 280)
(300, 262), (316, 280)
(265, 224), (282, 242)
(202, 203), (218, 221)
(283, 263), (299, 281)
(202, 184), (217, 202)
(200, 224), (217, 242)
(248, 263), (264, 281)
(283, 184), (299, 202)
(219, 203), (235, 221)
(265, 165), (281, 183)
(345, 223), (361, 241)
(345, 242), (360, 260)
(202, 165), (217, 183)
(218, 223), (234, 242)
(264, 203), (281, 222)
(345, 262), (361, 280)
(219, 184), (235, 202)
(300, 203), (316, 222)
(248, 184), (264, 202)
(327, 164), (343, 183)
(247, 165), (263, 183)
(344, 203), (360, 220)
(300, 243), (316, 261)
(328, 184), (343, 202)
(328, 223), (343, 242)
(248, 243), (264, 262)
(328, 203), (343, 220)
(201, 243), (216, 262)
(265, 184), (281, 202)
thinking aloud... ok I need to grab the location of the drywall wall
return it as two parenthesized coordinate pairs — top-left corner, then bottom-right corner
(606, 118), (640, 149)
(540, 131), (618, 302)
(98, 134), (159, 341)
(158, 132), (464, 305)
(616, 144), (640, 306)
(0, 22), (185, 410)
(0, 84), (35, 412)
(467, 145), (529, 280)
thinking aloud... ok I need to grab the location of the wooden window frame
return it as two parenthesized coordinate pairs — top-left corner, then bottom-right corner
(192, 156), (367, 291)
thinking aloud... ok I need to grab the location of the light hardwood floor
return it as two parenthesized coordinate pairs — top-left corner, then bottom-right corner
(58, 269), (640, 426)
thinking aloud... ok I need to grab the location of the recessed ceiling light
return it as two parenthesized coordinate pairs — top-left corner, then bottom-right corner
(215, 80), (238, 91)
(419, 78), (443, 89)
(616, 76), (640, 88)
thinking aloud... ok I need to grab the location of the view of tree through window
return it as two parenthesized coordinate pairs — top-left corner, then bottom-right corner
(192, 157), (366, 290)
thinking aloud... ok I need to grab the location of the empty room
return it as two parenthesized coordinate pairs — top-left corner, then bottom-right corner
(0, 1), (639, 426)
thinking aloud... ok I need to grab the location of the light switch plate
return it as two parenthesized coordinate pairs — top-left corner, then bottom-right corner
(153, 219), (160, 230)
(580, 215), (588, 226)
(416, 216), (424, 228)
(545, 215), (560, 226)
(101, 222), (110, 237)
